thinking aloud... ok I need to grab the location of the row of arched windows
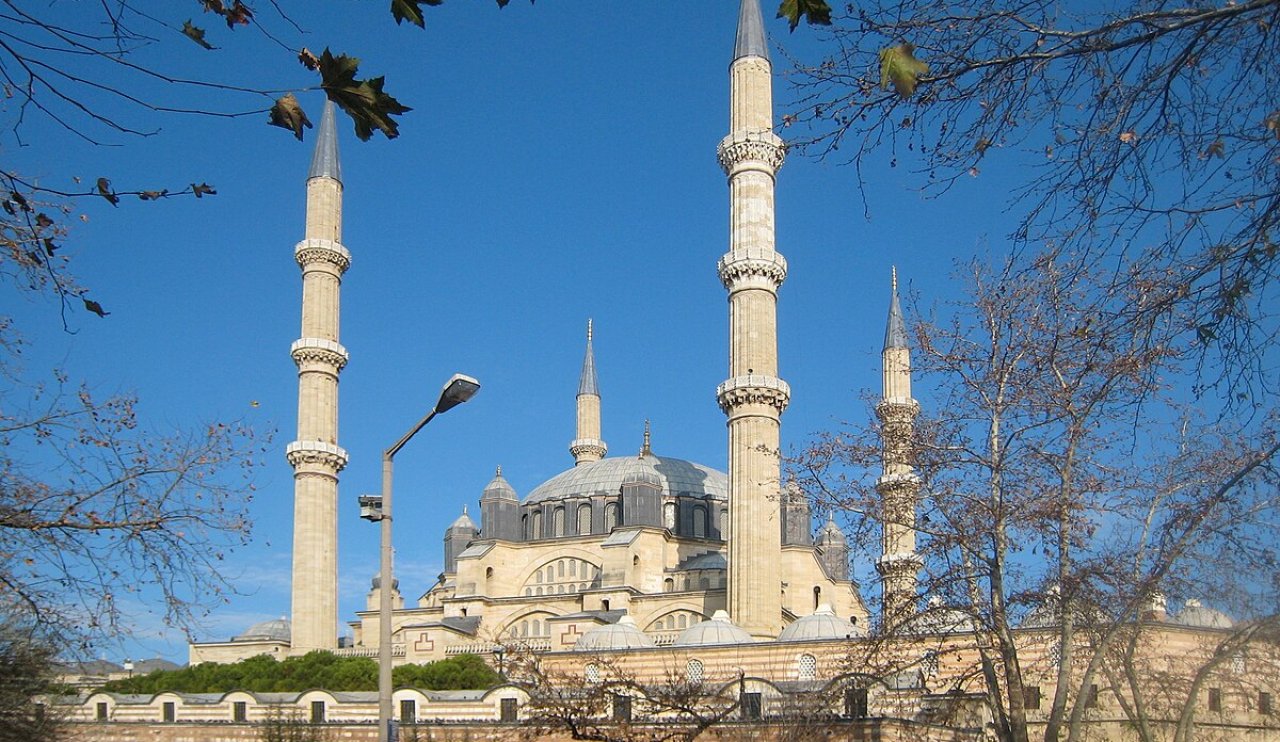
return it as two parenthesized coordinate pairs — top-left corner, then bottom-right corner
(519, 499), (725, 540)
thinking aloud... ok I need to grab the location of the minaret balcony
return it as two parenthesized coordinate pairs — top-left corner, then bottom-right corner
(294, 238), (352, 272)
(291, 337), (350, 371)
(716, 374), (790, 415)
(286, 440), (350, 471)
(718, 248), (787, 291)
(717, 130), (786, 175)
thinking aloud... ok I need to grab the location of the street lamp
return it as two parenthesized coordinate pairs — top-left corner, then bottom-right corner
(367, 373), (479, 742)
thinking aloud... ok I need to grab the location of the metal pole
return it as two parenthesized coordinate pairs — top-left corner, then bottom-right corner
(378, 451), (394, 742)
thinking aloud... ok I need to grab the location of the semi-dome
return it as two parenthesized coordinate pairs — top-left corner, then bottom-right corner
(675, 610), (754, 646)
(574, 616), (656, 651)
(525, 455), (727, 505)
(233, 617), (290, 642)
(778, 604), (863, 642)
(1174, 598), (1233, 629)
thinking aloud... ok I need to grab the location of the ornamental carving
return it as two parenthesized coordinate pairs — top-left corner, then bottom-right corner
(570, 442), (607, 461)
(294, 239), (351, 273)
(286, 441), (349, 471)
(718, 253), (787, 289)
(876, 398), (920, 424)
(717, 132), (786, 174)
(716, 383), (790, 415)
(291, 345), (349, 371)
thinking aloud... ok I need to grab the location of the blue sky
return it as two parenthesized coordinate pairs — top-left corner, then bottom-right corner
(5, 1), (1025, 662)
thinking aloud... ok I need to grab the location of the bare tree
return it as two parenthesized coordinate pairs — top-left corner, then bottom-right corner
(793, 253), (1280, 742)
(786, 0), (1280, 393)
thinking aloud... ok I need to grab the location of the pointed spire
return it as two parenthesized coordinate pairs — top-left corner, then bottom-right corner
(733, 0), (770, 62)
(308, 99), (343, 183)
(884, 266), (909, 351)
(640, 419), (652, 457)
(577, 318), (599, 396)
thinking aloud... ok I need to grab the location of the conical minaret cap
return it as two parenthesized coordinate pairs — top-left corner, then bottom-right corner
(308, 99), (343, 183)
(884, 267), (909, 352)
(733, 0), (770, 62)
(578, 319), (599, 396)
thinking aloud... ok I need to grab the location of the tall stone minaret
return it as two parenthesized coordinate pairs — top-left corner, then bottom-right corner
(717, 0), (789, 640)
(285, 100), (350, 653)
(875, 268), (922, 626)
(570, 319), (607, 465)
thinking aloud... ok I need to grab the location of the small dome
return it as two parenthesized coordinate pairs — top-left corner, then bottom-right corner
(621, 454), (663, 487)
(234, 617), (290, 642)
(675, 610), (754, 646)
(574, 616), (655, 651)
(482, 466), (518, 500)
(1174, 598), (1233, 629)
(901, 597), (976, 634)
(778, 604), (863, 642)
(449, 506), (478, 532)
(371, 574), (400, 591)
(816, 515), (846, 545)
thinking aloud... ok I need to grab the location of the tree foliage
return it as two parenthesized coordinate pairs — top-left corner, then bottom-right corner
(789, 0), (1280, 393)
(97, 651), (497, 694)
(0, 624), (63, 742)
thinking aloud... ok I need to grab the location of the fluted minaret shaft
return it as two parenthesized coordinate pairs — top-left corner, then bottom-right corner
(876, 268), (921, 625)
(570, 319), (607, 465)
(287, 100), (350, 653)
(717, 0), (789, 640)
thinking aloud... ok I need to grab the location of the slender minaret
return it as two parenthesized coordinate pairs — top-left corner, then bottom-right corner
(716, 0), (789, 640)
(875, 268), (922, 626)
(285, 100), (350, 653)
(570, 319), (607, 465)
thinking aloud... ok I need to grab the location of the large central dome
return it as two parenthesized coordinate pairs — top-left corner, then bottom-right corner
(524, 454), (727, 505)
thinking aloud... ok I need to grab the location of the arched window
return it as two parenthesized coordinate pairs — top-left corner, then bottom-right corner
(664, 502), (677, 531)
(686, 659), (704, 684)
(664, 577), (674, 592)
(604, 502), (619, 528)
(531, 511), (542, 539)
(677, 614), (688, 629)
(553, 507), (565, 537)
(797, 654), (817, 681)
(577, 504), (592, 535)
(718, 507), (728, 537)
(813, 586), (822, 610)
(692, 506), (707, 537)
(521, 514), (529, 540)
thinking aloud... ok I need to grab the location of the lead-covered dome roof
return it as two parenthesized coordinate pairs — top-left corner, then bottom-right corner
(574, 616), (655, 651)
(524, 455), (727, 505)
(234, 617), (291, 642)
(778, 604), (863, 642)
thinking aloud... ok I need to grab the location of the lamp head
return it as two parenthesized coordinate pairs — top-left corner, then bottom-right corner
(434, 374), (480, 414)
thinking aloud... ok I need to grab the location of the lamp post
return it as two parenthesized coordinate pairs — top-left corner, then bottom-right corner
(366, 373), (480, 742)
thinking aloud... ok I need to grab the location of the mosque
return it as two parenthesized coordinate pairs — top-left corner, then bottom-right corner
(189, 0), (870, 666)
(139, 1), (1276, 738)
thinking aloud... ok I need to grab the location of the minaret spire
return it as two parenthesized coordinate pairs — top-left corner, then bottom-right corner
(287, 97), (351, 653)
(570, 319), (607, 465)
(733, 0), (770, 61)
(718, 0), (789, 640)
(876, 269), (922, 627)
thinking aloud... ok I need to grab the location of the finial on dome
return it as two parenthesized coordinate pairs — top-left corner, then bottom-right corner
(640, 419), (652, 457)
(587, 317), (593, 343)
(892, 265), (898, 293)
(495, 465), (502, 477)
(462, 505), (468, 515)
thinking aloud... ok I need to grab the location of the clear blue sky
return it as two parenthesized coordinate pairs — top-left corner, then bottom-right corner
(6, 1), (1024, 662)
